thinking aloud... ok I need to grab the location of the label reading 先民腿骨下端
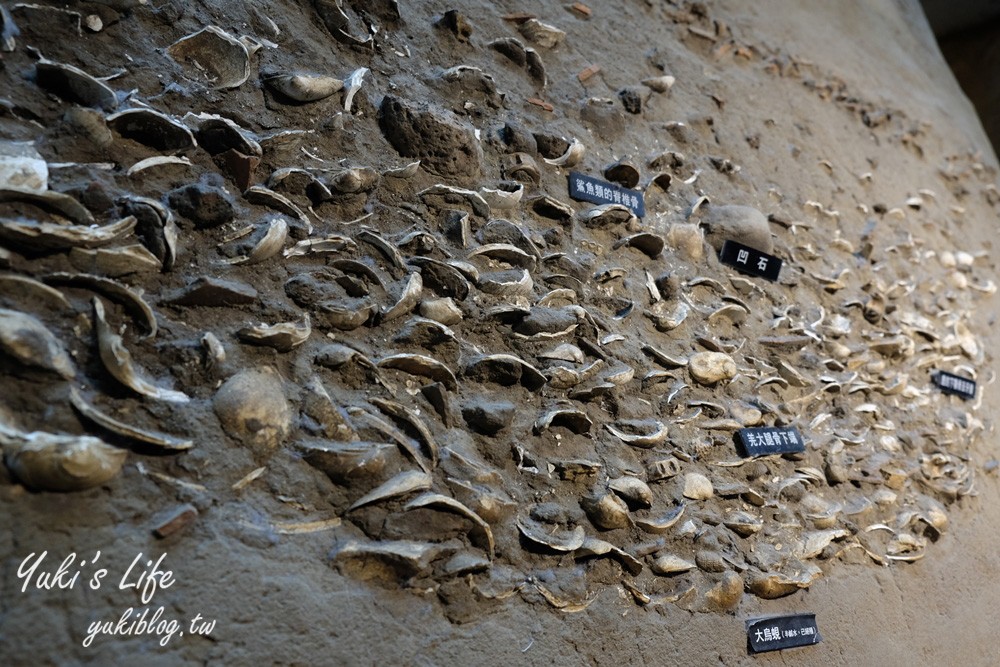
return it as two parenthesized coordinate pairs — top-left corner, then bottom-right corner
(746, 613), (821, 654)
(735, 426), (804, 457)
(719, 239), (782, 281)
(933, 370), (976, 400)
(568, 171), (645, 217)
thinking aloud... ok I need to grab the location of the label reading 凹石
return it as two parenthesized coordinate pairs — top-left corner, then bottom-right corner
(568, 171), (645, 217)
(735, 426), (805, 457)
(746, 614), (821, 654)
(719, 240), (782, 281)
(934, 371), (976, 400)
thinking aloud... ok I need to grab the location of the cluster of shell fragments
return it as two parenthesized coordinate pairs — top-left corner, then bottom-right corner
(0, 1), (995, 616)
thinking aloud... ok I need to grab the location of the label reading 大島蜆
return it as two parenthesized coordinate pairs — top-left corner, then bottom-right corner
(746, 613), (821, 654)
(934, 371), (976, 400)
(735, 426), (805, 457)
(719, 240), (782, 281)
(568, 171), (645, 217)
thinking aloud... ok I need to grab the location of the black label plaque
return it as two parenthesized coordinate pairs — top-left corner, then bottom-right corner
(747, 614), (821, 654)
(719, 240), (782, 281)
(568, 171), (645, 217)
(934, 371), (976, 400)
(735, 427), (805, 457)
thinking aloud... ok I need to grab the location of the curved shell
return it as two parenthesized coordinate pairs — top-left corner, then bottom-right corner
(69, 388), (192, 451)
(465, 353), (547, 391)
(516, 514), (585, 551)
(0, 187), (94, 225)
(605, 419), (669, 448)
(265, 72), (343, 102)
(237, 313), (311, 352)
(0, 216), (136, 252)
(581, 491), (630, 530)
(534, 407), (592, 435)
(327, 167), (379, 194)
(609, 476), (653, 508)
(0, 425), (126, 492)
(651, 554), (695, 575)
(34, 59), (118, 111)
(167, 26), (250, 89)
(378, 353), (458, 390)
(0, 308), (74, 378)
(107, 109), (197, 152)
(634, 504), (685, 534)
(93, 298), (188, 402)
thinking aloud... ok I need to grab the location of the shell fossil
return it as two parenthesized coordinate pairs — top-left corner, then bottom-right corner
(0, 423), (127, 492)
(0, 308), (75, 379)
(93, 298), (189, 402)
(264, 72), (344, 102)
(167, 26), (251, 89)
(69, 387), (193, 451)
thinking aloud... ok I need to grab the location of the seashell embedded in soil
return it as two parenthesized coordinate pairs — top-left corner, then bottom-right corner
(651, 554), (695, 575)
(609, 476), (653, 508)
(370, 398), (439, 469)
(543, 138), (585, 167)
(183, 112), (262, 157)
(45, 273), (157, 338)
(581, 490), (631, 530)
(299, 376), (357, 442)
(746, 561), (822, 599)
(702, 571), (743, 613)
(0, 215), (136, 253)
(645, 301), (690, 331)
(479, 182), (524, 210)
(34, 58), (118, 111)
(213, 367), (291, 453)
(0, 424), (127, 492)
(299, 440), (392, 485)
(419, 297), (463, 325)
(503, 152), (541, 185)
(614, 232), (665, 259)
(465, 354), (547, 391)
(1, 5), (17, 52)
(378, 353), (458, 391)
(93, 298), (188, 402)
(69, 387), (193, 451)
(634, 504), (685, 534)
(264, 72), (343, 102)
(404, 492), (495, 558)
(347, 470), (432, 512)
(578, 203), (634, 229)
(327, 167), (379, 194)
(107, 109), (197, 152)
(342, 67), (368, 112)
(604, 160), (641, 188)
(533, 407), (592, 435)
(683, 473), (714, 500)
(605, 419), (669, 448)
(517, 514), (586, 552)
(331, 540), (441, 583)
(688, 351), (737, 385)
(226, 218), (288, 265)
(167, 26), (251, 89)
(518, 18), (566, 49)
(642, 75), (676, 93)
(383, 272), (423, 322)
(0, 308), (74, 379)
(723, 511), (763, 537)
(696, 203), (773, 254)
(237, 313), (311, 352)
(665, 223), (704, 261)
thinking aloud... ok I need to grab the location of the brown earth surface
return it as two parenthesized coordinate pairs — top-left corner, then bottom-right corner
(2, 0), (999, 665)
